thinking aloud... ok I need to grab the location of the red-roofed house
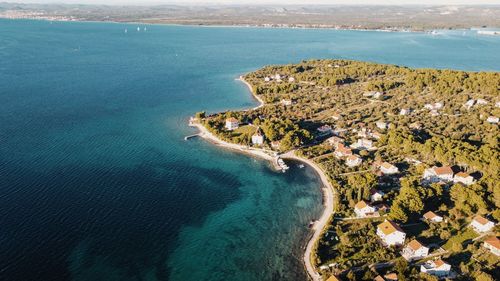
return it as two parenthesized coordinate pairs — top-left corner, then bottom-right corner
(420, 259), (451, 277)
(423, 211), (443, 223)
(225, 117), (239, 131)
(377, 220), (406, 246)
(423, 166), (454, 183)
(401, 240), (429, 261)
(354, 200), (377, 218)
(483, 236), (500, 256)
(470, 215), (495, 233)
(453, 172), (475, 185)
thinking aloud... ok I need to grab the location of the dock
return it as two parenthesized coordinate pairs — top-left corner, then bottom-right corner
(184, 134), (200, 140)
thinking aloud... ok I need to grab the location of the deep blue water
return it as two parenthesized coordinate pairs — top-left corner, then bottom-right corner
(0, 19), (499, 281)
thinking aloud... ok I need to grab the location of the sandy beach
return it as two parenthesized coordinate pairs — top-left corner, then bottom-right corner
(191, 76), (336, 281)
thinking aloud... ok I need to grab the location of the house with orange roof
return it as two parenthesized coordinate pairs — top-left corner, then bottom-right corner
(380, 162), (399, 175)
(377, 219), (406, 246)
(401, 239), (429, 261)
(483, 236), (500, 256)
(453, 172), (475, 186)
(383, 273), (398, 281)
(470, 215), (495, 233)
(334, 144), (353, 158)
(420, 259), (451, 277)
(354, 200), (378, 218)
(326, 136), (344, 147)
(325, 275), (341, 281)
(346, 155), (362, 167)
(225, 117), (239, 131)
(422, 211), (443, 223)
(423, 166), (454, 183)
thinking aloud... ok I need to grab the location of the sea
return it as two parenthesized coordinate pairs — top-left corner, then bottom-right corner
(0, 19), (499, 281)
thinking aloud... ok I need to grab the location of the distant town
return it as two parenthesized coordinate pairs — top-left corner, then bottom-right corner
(1, 3), (500, 32)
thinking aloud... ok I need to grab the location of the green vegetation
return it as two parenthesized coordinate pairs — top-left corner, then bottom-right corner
(198, 59), (499, 280)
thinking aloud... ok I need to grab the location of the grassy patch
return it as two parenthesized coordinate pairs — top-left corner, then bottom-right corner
(442, 228), (478, 251)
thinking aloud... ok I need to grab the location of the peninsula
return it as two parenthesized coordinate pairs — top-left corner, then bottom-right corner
(192, 60), (499, 281)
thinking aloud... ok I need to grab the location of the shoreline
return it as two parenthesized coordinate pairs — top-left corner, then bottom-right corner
(191, 76), (336, 281)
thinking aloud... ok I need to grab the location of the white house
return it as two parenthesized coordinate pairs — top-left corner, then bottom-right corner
(281, 99), (292, 106)
(288, 77), (295, 82)
(354, 200), (377, 218)
(423, 211), (443, 223)
(399, 108), (411, 115)
(370, 189), (385, 202)
(476, 98), (488, 105)
(376, 121), (389, 130)
(346, 155), (362, 167)
(423, 166), (454, 183)
(483, 236), (500, 256)
(271, 141), (281, 150)
(401, 240), (429, 261)
(225, 117), (239, 131)
(352, 138), (374, 150)
(470, 215), (495, 233)
(420, 259), (451, 277)
(377, 220), (406, 246)
(486, 116), (499, 124)
(453, 172), (475, 185)
(380, 162), (399, 175)
(251, 130), (264, 145)
(264, 76), (271, 82)
(463, 99), (475, 109)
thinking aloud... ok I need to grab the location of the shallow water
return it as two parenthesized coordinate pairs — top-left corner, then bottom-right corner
(0, 20), (499, 281)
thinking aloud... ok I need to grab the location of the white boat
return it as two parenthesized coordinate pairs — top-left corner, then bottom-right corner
(124, 28), (128, 33)
(298, 164), (305, 168)
(144, 27), (147, 31)
(137, 27), (140, 32)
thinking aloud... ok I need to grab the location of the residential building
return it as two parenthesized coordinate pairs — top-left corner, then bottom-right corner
(281, 99), (292, 106)
(380, 162), (399, 175)
(331, 113), (342, 121)
(377, 220), (406, 246)
(423, 166), (454, 183)
(288, 77), (295, 82)
(352, 138), (374, 150)
(346, 155), (362, 167)
(420, 259), (451, 277)
(371, 132), (382, 139)
(470, 215), (495, 233)
(370, 189), (385, 202)
(463, 99), (475, 109)
(483, 236), (500, 256)
(326, 275), (341, 281)
(376, 121), (389, 130)
(264, 76), (271, 82)
(399, 108), (411, 115)
(335, 144), (353, 158)
(271, 141), (281, 150)
(401, 240), (429, 261)
(453, 172), (474, 185)
(225, 117), (239, 131)
(354, 200), (377, 217)
(476, 98), (488, 105)
(383, 273), (398, 281)
(486, 116), (499, 124)
(423, 211), (443, 223)
(251, 130), (264, 145)
(326, 136), (344, 147)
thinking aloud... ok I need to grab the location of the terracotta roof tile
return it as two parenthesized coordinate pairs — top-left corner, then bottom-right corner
(484, 236), (500, 250)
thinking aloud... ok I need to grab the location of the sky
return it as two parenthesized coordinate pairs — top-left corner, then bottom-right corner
(9, 0), (500, 5)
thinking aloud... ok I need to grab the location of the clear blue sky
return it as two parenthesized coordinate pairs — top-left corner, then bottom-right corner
(10, 0), (500, 5)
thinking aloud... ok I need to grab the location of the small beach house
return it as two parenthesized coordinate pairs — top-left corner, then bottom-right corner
(251, 129), (264, 145)
(380, 162), (398, 175)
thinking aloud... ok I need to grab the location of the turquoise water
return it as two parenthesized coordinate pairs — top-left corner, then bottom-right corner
(0, 20), (499, 281)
